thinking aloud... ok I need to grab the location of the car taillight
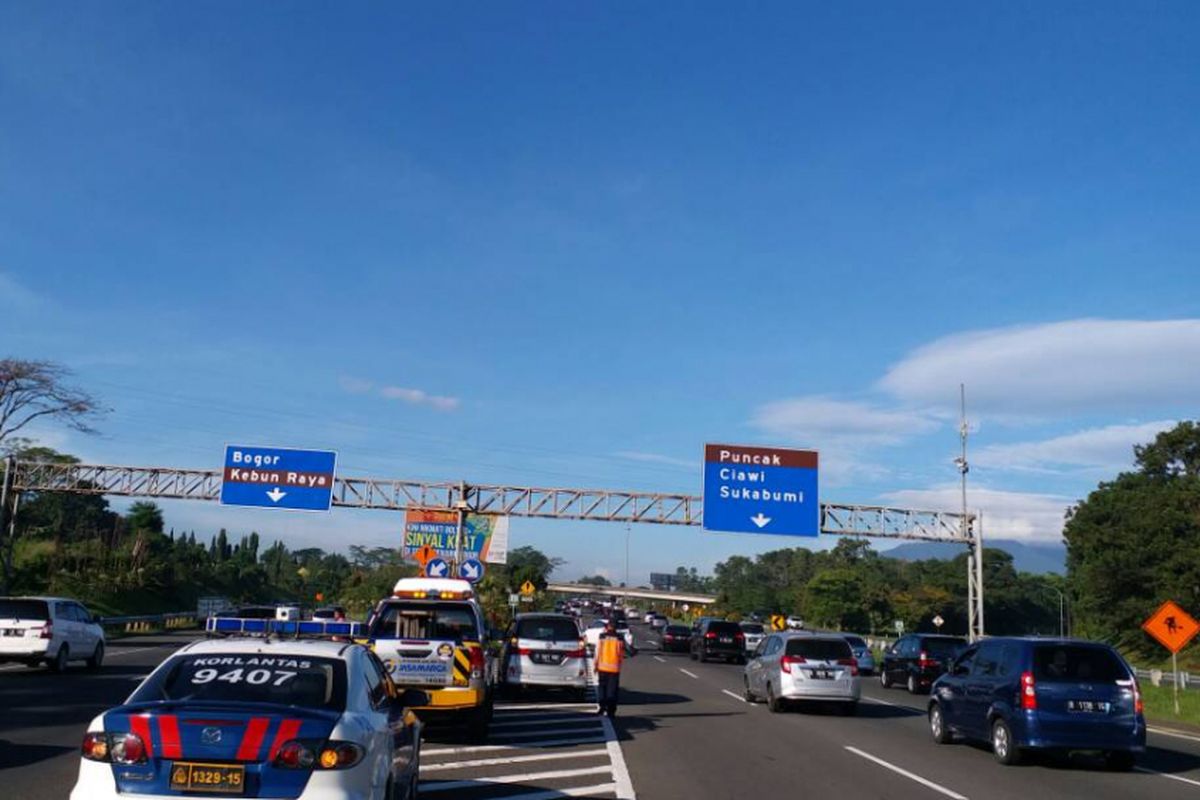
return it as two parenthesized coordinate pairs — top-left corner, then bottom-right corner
(1020, 670), (1037, 710)
(81, 733), (109, 761)
(275, 740), (316, 769)
(838, 657), (859, 676)
(705, 632), (717, 639)
(467, 645), (485, 678)
(110, 732), (147, 764)
(39, 623), (53, 639)
(564, 647), (587, 659)
(516, 647), (533, 656)
(317, 742), (364, 770)
(735, 632), (745, 639)
(917, 651), (939, 669)
(780, 655), (806, 673)
(1133, 679), (1144, 715)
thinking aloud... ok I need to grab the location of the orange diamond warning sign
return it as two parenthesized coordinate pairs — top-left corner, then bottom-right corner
(1142, 600), (1200, 654)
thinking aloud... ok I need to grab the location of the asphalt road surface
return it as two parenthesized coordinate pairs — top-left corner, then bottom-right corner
(6, 624), (1200, 799)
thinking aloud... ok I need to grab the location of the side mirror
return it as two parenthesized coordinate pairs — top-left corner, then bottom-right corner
(397, 689), (430, 708)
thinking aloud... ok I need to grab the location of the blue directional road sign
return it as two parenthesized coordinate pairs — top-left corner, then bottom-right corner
(220, 445), (338, 512)
(702, 443), (819, 536)
(425, 558), (450, 578)
(459, 558), (485, 583)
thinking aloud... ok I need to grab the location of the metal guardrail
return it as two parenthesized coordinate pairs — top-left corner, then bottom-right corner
(97, 612), (197, 633)
(1135, 667), (1195, 690)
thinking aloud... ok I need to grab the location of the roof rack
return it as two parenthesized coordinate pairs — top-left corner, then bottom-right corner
(205, 616), (364, 639)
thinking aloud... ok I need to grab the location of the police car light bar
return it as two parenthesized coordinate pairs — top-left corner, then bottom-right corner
(206, 617), (364, 638)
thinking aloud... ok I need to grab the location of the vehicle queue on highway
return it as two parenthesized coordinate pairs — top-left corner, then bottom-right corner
(0, 585), (1156, 799)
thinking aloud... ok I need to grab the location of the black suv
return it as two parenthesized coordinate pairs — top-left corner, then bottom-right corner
(690, 619), (746, 664)
(880, 633), (966, 694)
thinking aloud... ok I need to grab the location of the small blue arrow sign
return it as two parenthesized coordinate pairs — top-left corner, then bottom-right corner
(459, 558), (485, 583)
(425, 558), (449, 578)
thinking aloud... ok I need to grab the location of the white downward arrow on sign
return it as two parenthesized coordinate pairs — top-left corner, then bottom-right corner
(751, 513), (772, 528)
(429, 562), (447, 577)
(463, 563), (479, 578)
(266, 487), (287, 503)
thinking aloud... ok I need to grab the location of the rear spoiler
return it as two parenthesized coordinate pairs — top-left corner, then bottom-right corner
(206, 617), (365, 638)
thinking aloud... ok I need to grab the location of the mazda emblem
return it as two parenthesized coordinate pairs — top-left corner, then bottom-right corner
(201, 727), (223, 744)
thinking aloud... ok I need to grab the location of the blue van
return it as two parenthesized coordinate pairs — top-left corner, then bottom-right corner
(927, 638), (1145, 768)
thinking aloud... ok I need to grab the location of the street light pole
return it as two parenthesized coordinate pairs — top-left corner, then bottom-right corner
(624, 523), (630, 588)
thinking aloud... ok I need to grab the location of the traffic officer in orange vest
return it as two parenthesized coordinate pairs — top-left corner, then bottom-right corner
(595, 619), (629, 717)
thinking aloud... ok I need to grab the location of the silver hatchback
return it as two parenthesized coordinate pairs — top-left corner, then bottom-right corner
(743, 632), (860, 714)
(502, 613), (588, 698)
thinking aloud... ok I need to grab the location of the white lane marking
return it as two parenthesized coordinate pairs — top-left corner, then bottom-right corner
(679, 668), (699, 679)
(1136, 767), (1200, 788)
(107, 645), (169, 658)
(721, 689), (748, 703)
(437, 783), (616, 800)
(422, 764), (612, 792)
(495, 702), (597, 711)
(491, 716), (597, 730)
(422, 736), (606, 756)
(1149, 726), (1200, 744)
(492, 724), (603, 740)
(653, 656), (666, 663)
(844, 746), (969, 800)
(603, 713), (636, 799)
(862, 695), (903, 708)
(421, 748), (608, 772)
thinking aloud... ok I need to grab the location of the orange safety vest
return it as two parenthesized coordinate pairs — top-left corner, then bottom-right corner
(595, 635), (624, 673)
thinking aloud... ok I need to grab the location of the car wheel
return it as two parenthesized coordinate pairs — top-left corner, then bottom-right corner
(880, 669), (892, 689)
(408, 766), (420, 800)
(766, 683), (785, 713)
(906, 673), (920, 695)
(87, 642), (104, 670)
(991, 718), (1021, 765)
(929, 703), (952, 744)
(50, 645), (68, 672)
(1105, 751), (1136, 771)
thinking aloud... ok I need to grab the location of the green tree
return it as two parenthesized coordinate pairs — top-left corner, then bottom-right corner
(577, 574), (612, 586)
(1066, 421), (1200, 657)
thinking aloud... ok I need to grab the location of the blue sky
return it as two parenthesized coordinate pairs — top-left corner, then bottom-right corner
(2, 3), (1198, 583)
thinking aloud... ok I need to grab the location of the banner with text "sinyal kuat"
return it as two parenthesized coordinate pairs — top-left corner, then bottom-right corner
(402, 509), (509, 564)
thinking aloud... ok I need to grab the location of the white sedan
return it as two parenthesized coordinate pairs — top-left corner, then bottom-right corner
(71, 636), (425, 799)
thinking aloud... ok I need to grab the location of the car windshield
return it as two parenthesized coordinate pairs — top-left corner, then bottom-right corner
(786, 638), (852, 660)
(130, 654), (347, 711)
(740, 623), (765, 634)
(370, 602), (479, 642)
(0, 600), (49, 620)
(517, 618), (579, 641)
(706, 621), (741, 635)
(922, 638), (965, 657)
(1034, 645), (1128, 683)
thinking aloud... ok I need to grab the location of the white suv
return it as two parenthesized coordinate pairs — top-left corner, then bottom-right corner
(0, 596), (106, 671)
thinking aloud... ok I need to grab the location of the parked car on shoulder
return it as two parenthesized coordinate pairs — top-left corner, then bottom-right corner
(0, 596), (105, 671)
(501, 613), (588, 699)
(744, 632), (860, 714)
(928, 638), (1145, 768)
(879, 633), (967, 694)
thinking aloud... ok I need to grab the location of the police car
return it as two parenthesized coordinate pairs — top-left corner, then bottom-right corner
(366, 578), (496, 742)
(70, 625), (426, 800)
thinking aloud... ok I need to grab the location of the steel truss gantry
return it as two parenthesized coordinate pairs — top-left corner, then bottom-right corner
(6, 459), (974, 543)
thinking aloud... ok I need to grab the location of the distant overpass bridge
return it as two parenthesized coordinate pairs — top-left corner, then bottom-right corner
(546, 582), (717, 605)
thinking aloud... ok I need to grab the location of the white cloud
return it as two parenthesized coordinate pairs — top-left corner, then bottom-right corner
(881, 485), (1072, 544)
(752, 396), (939, 447)
(749, 396), (939, 486)
(613, 451), (694, 469)
(976, 420), (1175, 473)
(879, 319), (1200, 414)
(0, 271), (41, 309)
(338, 376), (374, 394)
(379, 386), (460, 411)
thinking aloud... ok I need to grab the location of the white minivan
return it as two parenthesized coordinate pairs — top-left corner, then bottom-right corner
(0, 596), (106, 671)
